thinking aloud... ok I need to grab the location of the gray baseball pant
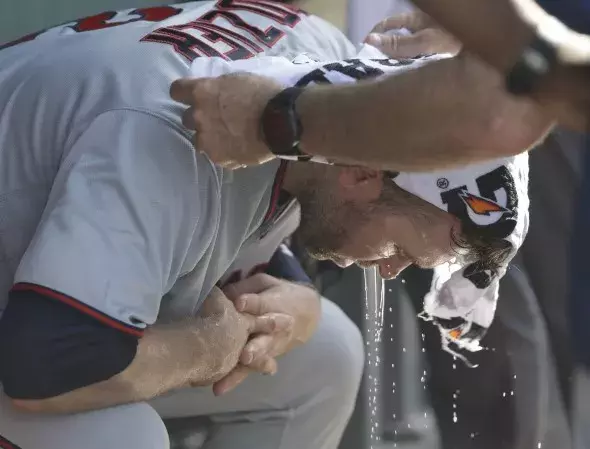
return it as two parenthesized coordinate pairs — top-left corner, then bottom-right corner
(0, 298), (364, 449)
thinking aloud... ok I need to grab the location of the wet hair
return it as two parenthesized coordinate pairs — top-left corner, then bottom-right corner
(451, 220), (513, 277)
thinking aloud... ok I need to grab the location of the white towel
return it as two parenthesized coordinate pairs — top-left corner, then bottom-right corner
(393, 156), (529, 356)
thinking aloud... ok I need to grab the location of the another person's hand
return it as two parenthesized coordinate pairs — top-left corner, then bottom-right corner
(365, 11), (462, 59)
(192, 285), (294, 386)
(170, 74), (283, 169)
(213, 274), (321, 395)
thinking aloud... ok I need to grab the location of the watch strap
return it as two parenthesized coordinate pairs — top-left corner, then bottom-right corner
(505, 34), (558, 96)
(261, 87), (334, 164)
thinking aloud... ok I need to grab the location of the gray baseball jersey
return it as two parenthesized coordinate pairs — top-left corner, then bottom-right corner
(0, 1), (354, 334)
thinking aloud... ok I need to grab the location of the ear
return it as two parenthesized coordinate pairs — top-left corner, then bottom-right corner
(337, 167), (384, 201)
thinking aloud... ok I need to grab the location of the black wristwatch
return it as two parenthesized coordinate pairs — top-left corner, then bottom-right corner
(505, 34), (558, 96)
(260, 87), (312, 161)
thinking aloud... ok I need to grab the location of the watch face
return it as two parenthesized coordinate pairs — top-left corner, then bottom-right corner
(263, 105), (297, 155)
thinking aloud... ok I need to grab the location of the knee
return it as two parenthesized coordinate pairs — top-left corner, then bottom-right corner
(115, 403), (170, 449)
(0, 398), (169, 449)
(312, 299), (365, 402)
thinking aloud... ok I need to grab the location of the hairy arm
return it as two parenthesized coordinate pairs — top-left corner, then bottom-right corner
(296, 54), (554, 171)
(2, 288), (275, 415)
(12, 319), (229, 414)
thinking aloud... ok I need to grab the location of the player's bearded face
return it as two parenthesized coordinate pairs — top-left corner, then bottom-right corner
(294, 175), (461, 279)
(296, 186), (371, 262)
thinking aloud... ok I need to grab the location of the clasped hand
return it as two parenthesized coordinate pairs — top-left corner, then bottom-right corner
(214, 273), (321, 396)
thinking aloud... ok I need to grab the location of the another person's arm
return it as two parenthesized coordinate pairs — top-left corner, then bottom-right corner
(172, 53), (553, 171)
(295, 54), (553, 171)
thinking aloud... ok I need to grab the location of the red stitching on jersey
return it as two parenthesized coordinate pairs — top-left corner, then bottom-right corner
(263, 161), (288, 224)
(10, 283), (144, 337)
(0, 435), (22, 449)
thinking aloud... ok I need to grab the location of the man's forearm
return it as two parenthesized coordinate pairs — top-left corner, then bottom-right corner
(411, 0), (535, 72)
(297, 54), (555, 171)
(12, 318), (233, 414)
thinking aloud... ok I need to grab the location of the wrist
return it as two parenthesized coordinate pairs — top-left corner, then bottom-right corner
(260, 87), (306, 160)
(296, 83), (356, 163)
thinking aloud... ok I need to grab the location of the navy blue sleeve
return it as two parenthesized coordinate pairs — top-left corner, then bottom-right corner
(0, 289), (138, 400)
(265, 244), (313, 285)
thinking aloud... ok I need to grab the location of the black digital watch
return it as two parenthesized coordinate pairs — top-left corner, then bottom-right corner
(260, 87), (312, 161)
(505, 34), (558, 97)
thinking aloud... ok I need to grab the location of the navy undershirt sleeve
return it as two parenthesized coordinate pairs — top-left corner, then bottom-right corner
(265, 244), (312, 285)
(0, 289), (138, 400)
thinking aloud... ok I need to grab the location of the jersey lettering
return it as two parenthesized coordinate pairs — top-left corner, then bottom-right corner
(295, 58), (415, 87)
(0, 6), (183, 50)
(142, 0), (305, 61)
(1, 1), (305, 61)
(0, 31), (43, 51)
(72, 6), (182, 32)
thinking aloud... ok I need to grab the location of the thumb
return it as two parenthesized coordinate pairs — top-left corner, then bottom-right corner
(223, 273), (278, 301)
(170, 77), (216, 105)
(199, 286), (230, 317)
(366, 32), (430, 59)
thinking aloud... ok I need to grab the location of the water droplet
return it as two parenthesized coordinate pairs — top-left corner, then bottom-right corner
(453, 414), (458, 423)
(402, 347), (407, 352)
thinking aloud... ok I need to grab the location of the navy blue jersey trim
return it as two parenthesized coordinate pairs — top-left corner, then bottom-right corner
(11, 283), (144, 337)
(263, 161), (289, 225)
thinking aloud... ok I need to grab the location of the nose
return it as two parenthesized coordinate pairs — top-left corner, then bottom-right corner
(332, 257), (354, 269)
(378, 255), (412, 280)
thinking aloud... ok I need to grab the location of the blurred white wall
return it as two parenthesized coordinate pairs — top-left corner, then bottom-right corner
(346, 0), (414, 43)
